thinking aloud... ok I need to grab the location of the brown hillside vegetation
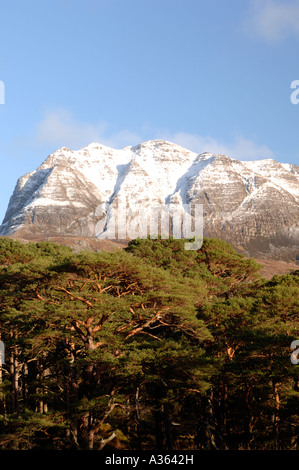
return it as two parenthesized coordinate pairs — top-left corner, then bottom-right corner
(2, 234), (297, 280)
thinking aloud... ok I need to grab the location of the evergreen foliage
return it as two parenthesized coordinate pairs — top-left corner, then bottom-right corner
(0, 237), (298, 450)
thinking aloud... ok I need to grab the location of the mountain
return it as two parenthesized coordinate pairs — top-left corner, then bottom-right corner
(1, 140), (298, 262)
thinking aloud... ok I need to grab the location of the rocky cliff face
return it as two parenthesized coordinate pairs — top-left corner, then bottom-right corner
(1, 140), (298, 262)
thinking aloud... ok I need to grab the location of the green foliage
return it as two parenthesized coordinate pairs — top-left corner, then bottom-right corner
(0, 236), (298, 450)
(126, 236), (262, 298)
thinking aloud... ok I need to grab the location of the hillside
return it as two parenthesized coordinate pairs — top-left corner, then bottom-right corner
(1, 140), (298, 263)
(1, 234), (297, 280)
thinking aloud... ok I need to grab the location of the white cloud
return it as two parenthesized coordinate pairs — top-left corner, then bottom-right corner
(159, 131), (274, 161)
(34, 109), (143, 150)
(32, 108), (274, 162)
(243, 0), (299, 42)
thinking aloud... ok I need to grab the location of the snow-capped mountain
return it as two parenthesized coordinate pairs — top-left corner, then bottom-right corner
(1, 140), (298, 262)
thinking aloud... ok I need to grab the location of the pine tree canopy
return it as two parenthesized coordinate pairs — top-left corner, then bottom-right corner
(0, 237), (298, 450)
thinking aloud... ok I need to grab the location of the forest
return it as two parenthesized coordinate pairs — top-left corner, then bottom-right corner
(0, 236), (298, 450)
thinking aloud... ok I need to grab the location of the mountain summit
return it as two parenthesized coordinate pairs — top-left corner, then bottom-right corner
(1, 140), (298, 262)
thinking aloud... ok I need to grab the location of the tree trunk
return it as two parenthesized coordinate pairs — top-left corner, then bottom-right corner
(272, 380), (280, 448)
(154, 407), (164, 450)
(163, 402), (173, 450)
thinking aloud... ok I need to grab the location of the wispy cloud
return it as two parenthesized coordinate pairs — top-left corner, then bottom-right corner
(34, 108), (143, 151)
(158, 131), (274, 161)
(31, 108), (274, 162)
(243, 0), (299, 42)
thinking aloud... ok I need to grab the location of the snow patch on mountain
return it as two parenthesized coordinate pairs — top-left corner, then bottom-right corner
(0, 140), (298, 262)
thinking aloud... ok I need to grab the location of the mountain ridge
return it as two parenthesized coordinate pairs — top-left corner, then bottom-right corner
(1, 139), (298, 263)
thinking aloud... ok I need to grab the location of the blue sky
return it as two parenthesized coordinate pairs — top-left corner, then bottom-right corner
(0, 0), (299, 222)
